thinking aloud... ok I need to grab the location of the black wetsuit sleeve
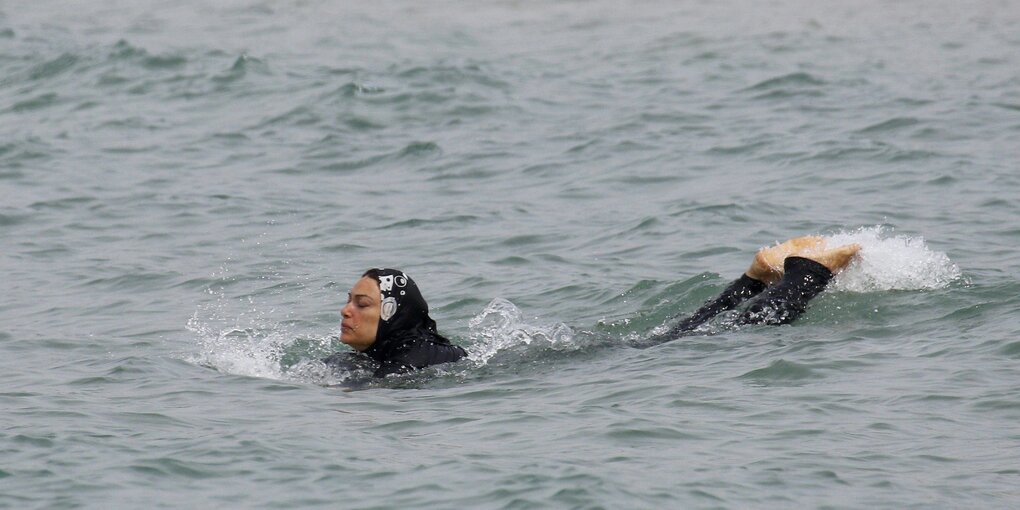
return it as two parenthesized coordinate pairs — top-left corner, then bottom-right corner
(638, 257), (835, 347)
(736, 256), (832, 325)
(633, 273), (767, 347)
(662, 273), (768, 338)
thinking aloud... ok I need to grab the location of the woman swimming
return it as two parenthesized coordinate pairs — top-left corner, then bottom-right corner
(641, 236), (860, 346)
(323, 268), (467, 378)
(324, 237), (860, 377)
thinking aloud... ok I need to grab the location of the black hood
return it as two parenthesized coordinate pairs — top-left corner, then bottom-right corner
(360, 268), (449, 361)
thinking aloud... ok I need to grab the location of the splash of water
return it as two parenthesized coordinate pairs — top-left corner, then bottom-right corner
(824, 226), (962, 292)
(186, 312), (350, 384)
(184, 283), (345, 383)
(186, 317), (285, 380)
(465, 298), (578, 366)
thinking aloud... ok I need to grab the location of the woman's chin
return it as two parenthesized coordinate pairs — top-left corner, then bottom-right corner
(340, 337), (372, 352)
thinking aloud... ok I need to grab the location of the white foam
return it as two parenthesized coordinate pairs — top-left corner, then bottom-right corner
(824, 226), (962, 292)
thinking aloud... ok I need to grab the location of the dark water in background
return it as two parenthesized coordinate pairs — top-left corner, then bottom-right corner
(3, 0), (1020, 507)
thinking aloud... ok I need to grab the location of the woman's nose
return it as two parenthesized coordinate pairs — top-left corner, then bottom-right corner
(341, 303), (352, 318)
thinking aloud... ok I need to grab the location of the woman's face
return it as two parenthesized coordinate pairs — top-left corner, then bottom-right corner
(340, 276), (381, 351)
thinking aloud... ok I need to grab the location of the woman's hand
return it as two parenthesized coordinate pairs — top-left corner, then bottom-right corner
(745, 236), (825, 284)
(746, 236), (861, 284)
(802, 243), (861, 275)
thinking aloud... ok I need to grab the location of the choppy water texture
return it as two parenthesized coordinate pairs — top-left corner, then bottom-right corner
(3, 0), (1020, 508)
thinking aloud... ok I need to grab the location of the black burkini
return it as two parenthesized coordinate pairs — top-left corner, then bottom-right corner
(324, 269), (467, 378)
(326, 257), (833, 377)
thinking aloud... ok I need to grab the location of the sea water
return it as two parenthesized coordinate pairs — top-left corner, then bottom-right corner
(3, 0), (1020, 508)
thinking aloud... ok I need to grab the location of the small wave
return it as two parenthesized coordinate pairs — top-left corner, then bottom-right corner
(27, 53), (80, 82)
(824, 226), (962, 292)
(306, 141), (441, 174)
(379, 213), (478, 230)
(9, 92), (59, 113)
(0, 213), (29, 226)
(110, 40), (187, 70)
(0, 139), (50, 163)
(334, 82), (386, 98)
(398, 141), (441, 157)
(855, 117), (921, 134)
(394, 63), (509, 90)
(739, 359), (819, 383)
(992, 102), (1020, 112)
(744, 72), (827, 91)
(211, 54), (269, 85)
(797, 143), (942, 164)
(742, 72), (827, 100)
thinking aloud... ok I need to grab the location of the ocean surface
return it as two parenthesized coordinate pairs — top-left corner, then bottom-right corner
(3, 0), (1020, 507)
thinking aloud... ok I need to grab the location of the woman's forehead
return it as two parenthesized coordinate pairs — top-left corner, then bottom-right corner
(351, 276), (380, 295)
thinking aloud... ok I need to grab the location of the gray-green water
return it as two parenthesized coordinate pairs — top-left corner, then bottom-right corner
(3, 0), (1020, 508)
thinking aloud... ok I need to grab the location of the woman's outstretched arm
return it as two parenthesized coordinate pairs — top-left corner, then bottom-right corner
(655, 273), (767, 340)
(638, 238), (858, 346)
